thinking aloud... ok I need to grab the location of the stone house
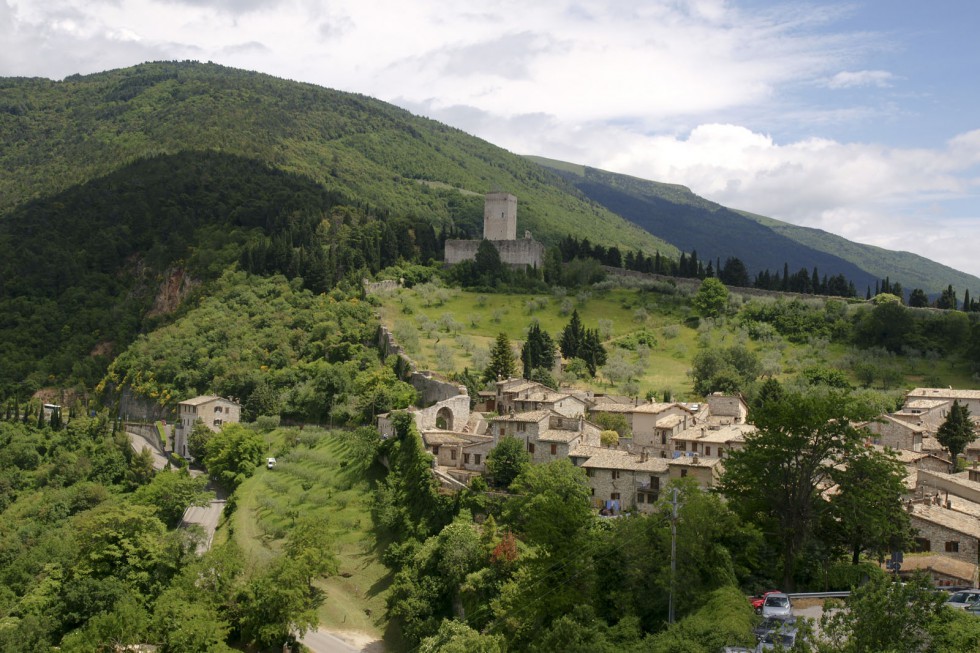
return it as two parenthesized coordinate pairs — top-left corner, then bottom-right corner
(669, 423), (754, 459)
(906, 388), (980, 417)
(668, 455), (723, 488)
(892, 398), (952, 433)
(569, 446), (669, 515)
(510, 390), (587, 419)
(705, 393), (749, 424)
(861, 414), (926, 452)
(421, 430), (494, 483)
(619, 403), (696, 452)
(490, 410), (601, 464)
(907, 502), (980, 567)
(885, 554), (978, 589)
(173, 395), (240, 458)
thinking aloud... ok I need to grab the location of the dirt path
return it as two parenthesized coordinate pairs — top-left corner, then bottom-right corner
(301, 628), (384, 653)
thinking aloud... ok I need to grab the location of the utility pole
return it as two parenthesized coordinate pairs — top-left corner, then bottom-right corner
(668, 486), (682, 624)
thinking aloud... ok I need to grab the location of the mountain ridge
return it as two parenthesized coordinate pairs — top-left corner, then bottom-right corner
(525, 154), (980, 296)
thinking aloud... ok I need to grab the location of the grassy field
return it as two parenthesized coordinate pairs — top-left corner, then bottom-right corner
(375, 281), (977, 400)
(217, 427), (391, 638)
(378, 283), (703, 398)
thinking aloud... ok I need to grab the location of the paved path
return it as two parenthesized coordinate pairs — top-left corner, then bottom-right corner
(127, 430), (170, 470)
(301, 629), (384, 653)
(179, 499), (226, 553)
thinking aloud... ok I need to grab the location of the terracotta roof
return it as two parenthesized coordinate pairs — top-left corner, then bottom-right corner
(862, 414), (927, 433)
(580, 448), (669, 472)
(588, 403), (635, 413)
(422, 431), (466, 445)
(656, 414), (685, 428)
(909, 503), (980, 540)
(886, 554), (978, 584)
(179, 395), (236, 406)
(537, 429), (583, 443)
(633, 402), (684, 414)
(902, 399), (952, 410)
(492, 410), (552, 423)
(908, 388), (980, 401)
(669, 455), (722, 468)
(672, 424), (755, 444)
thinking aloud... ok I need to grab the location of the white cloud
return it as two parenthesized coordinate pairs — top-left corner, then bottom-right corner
(826, 69), (895, 89)
(2, 0), (979, 277)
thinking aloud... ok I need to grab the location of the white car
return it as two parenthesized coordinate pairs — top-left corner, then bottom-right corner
(947, 589), (980, 609)
(267, 457), (277, 469)
(761, 593), (793, 618)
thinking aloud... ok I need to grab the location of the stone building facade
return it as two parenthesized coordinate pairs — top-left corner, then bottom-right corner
(444, 192), (544, 269)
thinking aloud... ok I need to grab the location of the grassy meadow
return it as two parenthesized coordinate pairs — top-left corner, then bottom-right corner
(216, 426), (391, 639)
(376, 280), (976, 400)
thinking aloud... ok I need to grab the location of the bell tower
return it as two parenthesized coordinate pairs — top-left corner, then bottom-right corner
(483, 192), (517, 241)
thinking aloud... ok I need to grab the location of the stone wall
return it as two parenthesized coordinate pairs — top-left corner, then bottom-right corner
(363, 279), (401, 294)
(443, 237), (544, 269)
(909, 511), (980, 565)
(377, 324), (468, 406)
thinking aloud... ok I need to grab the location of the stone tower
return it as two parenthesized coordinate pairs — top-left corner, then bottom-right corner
(483, 192), (517, 241)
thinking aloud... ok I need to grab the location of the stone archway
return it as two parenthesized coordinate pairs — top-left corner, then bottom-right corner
(435, 406), (454, 431)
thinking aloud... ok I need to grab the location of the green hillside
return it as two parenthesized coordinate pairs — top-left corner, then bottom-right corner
(0, 61), (674, 258)
(737, 209), (980, 297)
(526, 155), (980, 296)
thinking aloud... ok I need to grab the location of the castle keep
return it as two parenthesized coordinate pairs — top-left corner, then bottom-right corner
(444, 192), (544, 269)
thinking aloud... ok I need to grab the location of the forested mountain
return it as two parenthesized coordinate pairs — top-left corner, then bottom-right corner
(526, 155), (980, 296)
(0, 61), (670, 255)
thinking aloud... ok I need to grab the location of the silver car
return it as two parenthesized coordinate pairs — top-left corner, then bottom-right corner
(947, 589), (980, 609)
(761, 592), (793, 618)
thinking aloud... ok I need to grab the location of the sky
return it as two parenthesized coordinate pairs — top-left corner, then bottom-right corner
(3, 0), (980, 277)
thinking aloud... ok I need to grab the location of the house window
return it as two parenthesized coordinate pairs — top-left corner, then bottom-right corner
(432, 446), (440, 456)
(914, 537), (931, 553)
(591, 488), (595, 496)
(681, 469), (688, 478)
(586, 468), (595, 477)
(637, 494), (645, 504)
(704, 446), (711, 456)
(213, 419), (222, 426)
(611, 493), (620, 501)
(946, 541), (960, 553)
(474, 454), (481, 465)
(612, 470), (621, 480)
(660, 431), (666, 445)
(517, 422), (526, 432)
(676, 442), (686, 451)
(651, 476), (660, 490)
(464, 453), (471, 464)
(528, 443), (535, 454)
(550, 444), (558, 455)
(450, 449), (457, 461)
(215, 406), (223, 414)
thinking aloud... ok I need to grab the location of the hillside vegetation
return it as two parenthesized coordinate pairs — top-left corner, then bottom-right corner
(527, 155), (980, 296)
(0, 61), (673, 257)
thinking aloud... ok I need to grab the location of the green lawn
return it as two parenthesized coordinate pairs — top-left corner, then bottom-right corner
(376, 283), (977, 400)
(220, 427), (391, 638)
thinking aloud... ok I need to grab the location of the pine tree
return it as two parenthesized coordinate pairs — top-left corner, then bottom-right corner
(579, 328), (607, 377)
(937, 400), (974, 472)
(559, 310), (585, 360)
(483, 332), (517, 383)
(521, 322), (556, 380)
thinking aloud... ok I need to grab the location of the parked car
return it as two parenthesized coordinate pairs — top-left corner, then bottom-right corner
(753, 615), (797, 642)
(761, 592), (792, 618)
(267, 457), (277, 469)
(947, 589), (980, 609)
(750, 590), (782, 613)
(757, 627), (799, 651)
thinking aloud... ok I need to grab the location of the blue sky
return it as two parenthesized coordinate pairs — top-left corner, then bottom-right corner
(2, 0), (979, 279)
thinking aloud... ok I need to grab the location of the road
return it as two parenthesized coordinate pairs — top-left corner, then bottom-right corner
(179, 499), (226, 554)
(301, 628), (384, 653)
(127, 429), (170, 470)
